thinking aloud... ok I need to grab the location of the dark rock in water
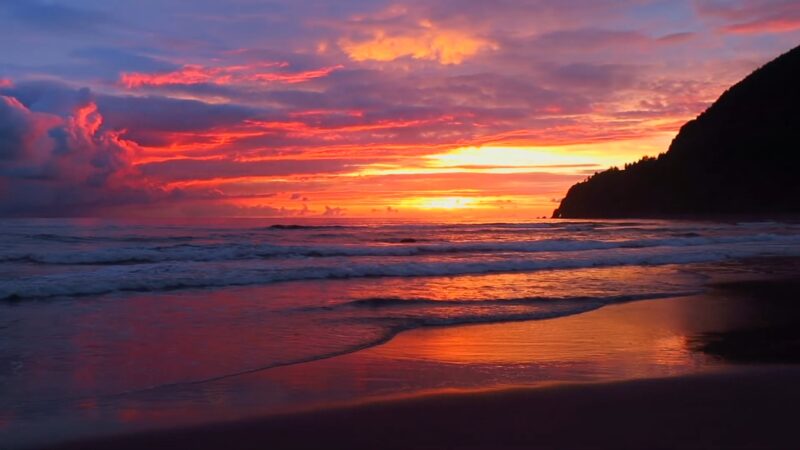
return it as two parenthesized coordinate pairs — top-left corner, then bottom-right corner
(553, 44), (800, 218)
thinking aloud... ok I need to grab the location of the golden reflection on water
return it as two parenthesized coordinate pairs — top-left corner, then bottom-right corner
(7, 264), (767, 448)
(256, 292), (743, 410)
(367, 295), (717, 372)
(45, 286), (766, 443)
(338, 264), (688, 303)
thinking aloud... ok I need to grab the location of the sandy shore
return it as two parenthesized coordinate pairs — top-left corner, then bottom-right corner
(47, 366), (800, 450)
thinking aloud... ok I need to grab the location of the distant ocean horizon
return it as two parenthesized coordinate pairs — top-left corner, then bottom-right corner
(3, 217), (800, 447)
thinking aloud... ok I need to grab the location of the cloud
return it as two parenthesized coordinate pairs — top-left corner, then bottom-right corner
(724, 17), (800, 34)
(138, 158), (363, 182)
(120, 63), (343, 89)
(5, 80), (265, 150)
(657, 32), (696, 43)
(71, 47), (179, 74)
(1, 0), (797, 217)
(0, 87), (163, 216)
(533, 29), (649, 50)
(4, 81), (96, 116)
(0, 96), (47, 161)
(323, 205), (346, 216)
(529, 29), (696, 50)
(546, 63), (638, 91)
(338, 18), (495, 64)
(96, 94), (260, 133)
(176, 202), (304, 218)
(694, 0), (800, 34)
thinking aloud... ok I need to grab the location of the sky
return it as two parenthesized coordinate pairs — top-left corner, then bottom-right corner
(0, 0), (799, 219)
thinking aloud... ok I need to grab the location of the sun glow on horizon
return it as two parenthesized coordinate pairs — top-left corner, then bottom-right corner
(401, 196), (480, 210)
(430, 145), (595, 166)
(4, 0), (795, 220)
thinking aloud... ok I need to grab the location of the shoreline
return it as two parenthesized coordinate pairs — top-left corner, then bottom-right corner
(18, 265), (800, 450)
(46, 366), (800, 450)
(42, 270), (800, 450)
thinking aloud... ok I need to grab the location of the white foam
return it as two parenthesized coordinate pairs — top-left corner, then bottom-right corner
(2, 239), (799, 300)
(2, 233), (799, 265)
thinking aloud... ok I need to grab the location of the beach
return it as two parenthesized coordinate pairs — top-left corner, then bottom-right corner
(3, 219), (800, 449)
(3, 5), (800, 450)
(40, 271), (800, 450)
(48, 367), (800, 450)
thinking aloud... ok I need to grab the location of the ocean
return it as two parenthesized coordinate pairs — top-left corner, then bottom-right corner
(2, 218), (800, 447)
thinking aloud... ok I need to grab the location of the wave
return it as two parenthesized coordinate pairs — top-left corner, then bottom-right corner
(84, 289), (694, 398)
(3, 233), (798, 265)
(266, 224), (349, 230)
(94, 305), (596, 400)
(294, 291), (699, 312)
(14, 233), (199, 244)
(2, 240), (797, 300)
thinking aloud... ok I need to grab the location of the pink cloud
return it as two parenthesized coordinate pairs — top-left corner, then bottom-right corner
(0, 90), (164, 216)
(694, 0), (800, 34)
(656, 32), (696, 43)
(724, 17), (800, 34)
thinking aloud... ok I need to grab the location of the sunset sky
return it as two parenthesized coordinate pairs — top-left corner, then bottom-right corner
(1, 0), (799, 218)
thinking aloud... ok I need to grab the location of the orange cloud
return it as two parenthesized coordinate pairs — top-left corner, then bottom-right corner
(120, 62), (342, 88)
(0, 78), (11, 88)
(340, 21), (495, 64)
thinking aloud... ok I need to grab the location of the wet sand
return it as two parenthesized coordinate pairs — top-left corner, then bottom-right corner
(40, 274), (800, 450)
(48, 367), (800, 450)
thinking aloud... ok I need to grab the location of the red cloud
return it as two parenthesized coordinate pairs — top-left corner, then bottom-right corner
(0, 90), (162, 216)
(250, 65), (344, 83)
(120, 63), (343, 88)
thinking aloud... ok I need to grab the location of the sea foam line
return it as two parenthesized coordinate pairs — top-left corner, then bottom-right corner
(2, 241), (798, 300)
(2, 233), (798, 265)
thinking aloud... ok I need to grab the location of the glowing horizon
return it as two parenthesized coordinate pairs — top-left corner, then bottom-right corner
(1, 0), (799, 218)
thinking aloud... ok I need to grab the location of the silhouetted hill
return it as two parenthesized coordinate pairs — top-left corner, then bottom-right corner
(553, 45), (800, 218)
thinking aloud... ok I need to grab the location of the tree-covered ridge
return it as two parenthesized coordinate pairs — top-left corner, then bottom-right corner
(553, 44), (800, 218)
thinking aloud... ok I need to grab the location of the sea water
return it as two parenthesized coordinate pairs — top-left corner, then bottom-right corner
(1, 218), (800, 447)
